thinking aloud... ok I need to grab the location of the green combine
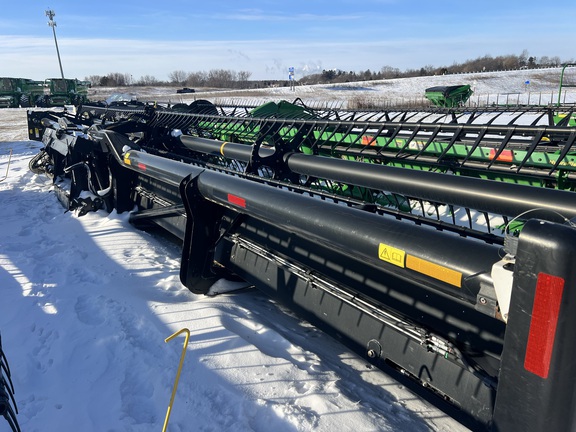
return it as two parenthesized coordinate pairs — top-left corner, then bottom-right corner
(424, 84), (473, 107)
(0, 77), (45, 108)
(37, 78), (90, 106)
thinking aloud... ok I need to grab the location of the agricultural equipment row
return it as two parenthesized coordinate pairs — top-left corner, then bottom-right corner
(25, 98), (576, 431)
(0, 77), (89, 108)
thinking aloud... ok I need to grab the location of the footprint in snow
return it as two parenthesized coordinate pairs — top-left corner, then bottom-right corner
(74, 294), (107, 325)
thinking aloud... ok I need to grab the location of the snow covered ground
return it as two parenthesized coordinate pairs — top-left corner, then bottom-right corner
(89, 67), (576, 108)
(0, 104), (474, 431)
(0, 69), (573, 431)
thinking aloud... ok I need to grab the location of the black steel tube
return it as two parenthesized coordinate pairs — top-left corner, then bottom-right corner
(123, 150), (203, 186)
(179, 135), (253, 162)
(285, 153), (576, 221)
(180, 135), (576, 221)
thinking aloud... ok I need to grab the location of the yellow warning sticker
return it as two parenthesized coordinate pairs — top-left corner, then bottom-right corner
(124, 152), (131, 165)
(406, 255), (462, 288)
(378, 243), (406, 268)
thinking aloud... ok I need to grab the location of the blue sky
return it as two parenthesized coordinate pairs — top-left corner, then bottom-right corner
(0, 1), (574, 81)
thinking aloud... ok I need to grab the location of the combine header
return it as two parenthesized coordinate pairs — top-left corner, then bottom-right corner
(26, 98), (576, 431)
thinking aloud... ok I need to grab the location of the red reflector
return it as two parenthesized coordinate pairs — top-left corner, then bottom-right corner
(524, 273), (564, 378)
(137, 163), (146, 171)
(361, 135), (375, 145)
(489, 148), (514, 162)
(227, 194), (246, 208)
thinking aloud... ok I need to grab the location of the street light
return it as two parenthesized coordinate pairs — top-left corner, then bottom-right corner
(46, 9), (65, 79)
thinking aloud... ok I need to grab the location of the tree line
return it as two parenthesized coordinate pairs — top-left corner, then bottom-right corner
(85, 69), (252, 88)
(85, 51), (574, 88)
(299, 50), (573, 85)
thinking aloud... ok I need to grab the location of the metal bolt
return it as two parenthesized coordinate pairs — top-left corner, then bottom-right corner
(367, 349), (376, 358)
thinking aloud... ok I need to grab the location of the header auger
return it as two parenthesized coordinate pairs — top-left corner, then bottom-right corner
(26, 98), (576, 431)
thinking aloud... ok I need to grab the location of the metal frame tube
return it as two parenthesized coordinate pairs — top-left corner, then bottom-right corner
(179, 135), (576, 222)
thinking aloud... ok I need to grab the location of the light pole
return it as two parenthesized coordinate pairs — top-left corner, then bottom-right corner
(46, 9), (65, 80)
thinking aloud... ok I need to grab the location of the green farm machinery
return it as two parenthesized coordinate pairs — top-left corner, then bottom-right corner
(0, 77), (44, 108)
(424, 84), (473, 107)
(36, 78), (89, 107)
(25, 97), (576, 431)
(0, 77), (91, 108)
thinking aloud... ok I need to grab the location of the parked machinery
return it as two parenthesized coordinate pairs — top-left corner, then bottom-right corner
(424, 84), (473, 107)
(0, 78), (44, 108)
(26, 99), (576, 431)
(36, 78), (90, 107)
(0, 77), (91, 108)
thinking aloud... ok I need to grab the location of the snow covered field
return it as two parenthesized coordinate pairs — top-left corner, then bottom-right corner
(0, 103), (474, 430)
(89, 67), (576, 108)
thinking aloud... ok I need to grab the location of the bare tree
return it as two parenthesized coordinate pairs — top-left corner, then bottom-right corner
(237, 71), (252, 85)
(207, 69), (236, 87)
(550, 56), (562, 67)
(168, 70), (188, 85)
(186, 71), (208, 87)
(519, 49), (530, 67)
(137, 75), (160, 86)
(84, 75), (102, 86)
(104, 72), (133, 86)
(380, 66), (400, 79)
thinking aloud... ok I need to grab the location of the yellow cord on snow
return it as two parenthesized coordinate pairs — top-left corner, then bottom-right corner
(162, 328), (190, 432)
